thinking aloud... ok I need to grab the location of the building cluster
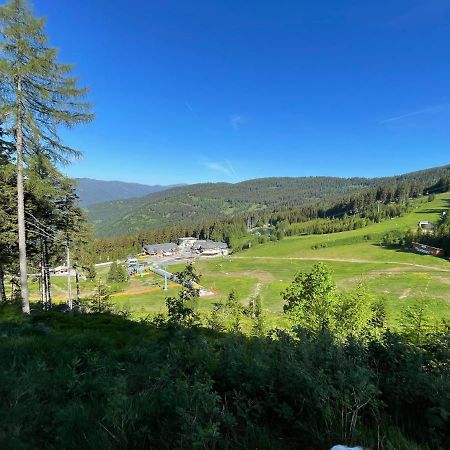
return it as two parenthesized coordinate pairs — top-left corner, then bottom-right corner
(418, 220), (435, 232)
(143, 237), (228, 258)
(412, 242), (445, 257)
(413, 219), (446, 257)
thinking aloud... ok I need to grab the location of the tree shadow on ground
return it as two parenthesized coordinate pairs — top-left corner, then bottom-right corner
(0, 303), (448, 450)
(375, 244), (450, 263)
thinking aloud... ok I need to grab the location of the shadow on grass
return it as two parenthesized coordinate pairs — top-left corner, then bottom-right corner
(413, 198), (450, 215)
(0, 302), (448, 450)
(372, 243), (450, 264)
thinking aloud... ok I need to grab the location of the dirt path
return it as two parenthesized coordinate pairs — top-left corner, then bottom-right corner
(112, 284), (174, 297)
(232, 256), (450, 273)
(433, 275), (450, 286)
(248, 282), (263, 300)
(211, 270), (275, 282)
(210, 270), (274, 300)
(399, 288), (411, 299)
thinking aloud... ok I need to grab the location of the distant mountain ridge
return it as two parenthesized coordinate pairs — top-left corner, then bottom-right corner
(86, 176), (377, 237)
(74, 178), (182, 207)
(83, 165), (447, 237)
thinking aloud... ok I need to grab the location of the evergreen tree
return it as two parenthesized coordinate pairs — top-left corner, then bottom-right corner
(73, 222), (97, 281)
(250, 294), (265, 336)
(116, 264), (129, 283)
(0, 0), (93, 313)
(166, 264), (201, 327)
(368, 298), (387, 339)
(86, 281), (113, 314)
(107, 262), (129, 283)
(0, 135), (16, 302)
(226, 289), (242, 332)
(24, 154), (86, 310)
(248, 294), (262, 319)
(400, 299), (435, 346)
(207, 302), (226, 332)
(283, 263), (337, 333)
(107, 262), (119, 283)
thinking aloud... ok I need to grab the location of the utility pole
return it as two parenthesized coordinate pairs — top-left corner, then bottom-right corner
(164, 273), (168, 291)
(377, 200), (382, 214)
(40, 239), (48, 310)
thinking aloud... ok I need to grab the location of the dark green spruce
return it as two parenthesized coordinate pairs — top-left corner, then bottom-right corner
(0, 0), (93, 312)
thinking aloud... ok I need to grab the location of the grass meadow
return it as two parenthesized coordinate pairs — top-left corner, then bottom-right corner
(23, 192), (450, 327)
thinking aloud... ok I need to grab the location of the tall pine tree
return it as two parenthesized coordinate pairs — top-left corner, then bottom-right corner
(0, 127), (16, 302)
(0, 0), (93, 313)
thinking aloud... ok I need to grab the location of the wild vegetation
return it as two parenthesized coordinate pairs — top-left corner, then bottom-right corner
(1, 262), (449, 449)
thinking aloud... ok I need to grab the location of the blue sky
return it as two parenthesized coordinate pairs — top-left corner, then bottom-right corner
(33, 0), (450, 184)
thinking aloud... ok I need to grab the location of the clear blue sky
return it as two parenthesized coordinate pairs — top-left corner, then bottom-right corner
(33, 0), (450, 184)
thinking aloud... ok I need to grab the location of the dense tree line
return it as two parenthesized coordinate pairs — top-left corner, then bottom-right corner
(379, 183), (450, 256)
(87, 176), (380, 237)
(87, 165), (450, 238)
(90, 216), (248, 262)
(91, 172), (450, 262)
(284, 202), (412, 237)
(0, 148), (95, 308)
(0, 0), (93, 311)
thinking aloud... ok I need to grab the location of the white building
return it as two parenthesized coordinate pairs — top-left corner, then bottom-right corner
(143, 243), (178, 256)
(143, 238), (229, 258)
(192, 240), (228, 256)
(418, 221), (435, 231)
(177, 237), (197, 249)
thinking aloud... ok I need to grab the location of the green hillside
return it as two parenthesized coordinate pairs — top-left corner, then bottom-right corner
(86, 165), (450, 237)
(191, 192), (450, 325)
(86, 176), (378, 236)
(164, 193), (444, 323)
(37, 192), (450, 328)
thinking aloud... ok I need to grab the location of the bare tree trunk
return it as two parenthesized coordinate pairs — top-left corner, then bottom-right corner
(16, 76), (30, 314)
(40, 238), (44, 306)
(66, 244), (72, 309)
(0, 266), (6, 303)
(40, 249), (44, 306)
(75, 268), (80, 309)
(44, 240), (52, 309)
(45, 268), (51, 308)
(40, 239), (49, 310)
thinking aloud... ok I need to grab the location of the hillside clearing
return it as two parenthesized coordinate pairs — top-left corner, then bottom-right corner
(21, 192), (450, 325)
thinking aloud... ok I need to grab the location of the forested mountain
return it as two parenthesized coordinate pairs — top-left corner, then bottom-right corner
(86, 177), (376, 236)
(74, 178), (179, 207)
(86, 165), (450, 237)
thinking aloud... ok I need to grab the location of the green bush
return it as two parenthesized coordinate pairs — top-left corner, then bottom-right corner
(107, 262), (129, 283)
(0, 265), (448, 450)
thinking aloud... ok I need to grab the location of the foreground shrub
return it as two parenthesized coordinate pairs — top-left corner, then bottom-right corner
(0, 304), (448, 449)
